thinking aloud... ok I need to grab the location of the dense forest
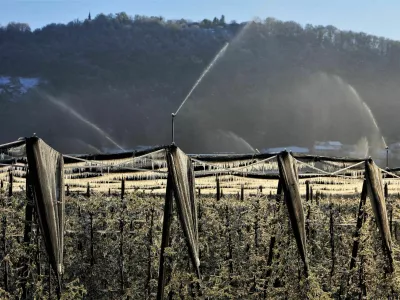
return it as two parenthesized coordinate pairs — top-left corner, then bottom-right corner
(1, 13), (400, 154)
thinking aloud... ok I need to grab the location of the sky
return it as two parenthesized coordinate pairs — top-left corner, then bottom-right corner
(0, 0), (400, 40)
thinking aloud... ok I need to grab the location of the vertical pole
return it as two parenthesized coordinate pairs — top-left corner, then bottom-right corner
(21, 171), (33, 299)
(48, 262), (51, 299)
(384, 183), (388, 199)
(2, 216), (7, 293)
(386, 146), (389, 169)
(121, 178), (125, 200)
(265, 179), (283, 294)
(329, 203), (335, 283)
(146, 206), (155, 298)
(216, 176), (220, 201)
(8, 168), (12, 197)
(240, 185), (244, 201)
(157, 175), (174, 300)
(86, 183), (90, 198)
(305, 180), (310, 202)
(119, 219), (124, 296)
(89, 213), (94, 266)
(349, 181), (367, 271)
(171, 113), (175, 145)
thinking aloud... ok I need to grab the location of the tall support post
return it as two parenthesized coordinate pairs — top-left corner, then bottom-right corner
(2, 216), (7, 293)
(264, 178), (283, 296)
(386, 146), (389, 169)
(121, 178), (125, 200)
(171, 113), (175, 145)
(349, 181), (367, 271)
(216, 176), (220, 201)
(8, 168), (13, 197)
(305, 180), (310, 202)
(157, 175), (174, 300)
(21, 170), (34, 299)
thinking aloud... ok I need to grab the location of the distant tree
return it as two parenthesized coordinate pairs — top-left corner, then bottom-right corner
(212, 17), (219, 26)
(200, 18), (212, 28)
(115, 12), (131, 24)
(6, 22), (31, 32)
(220, 15), (226, 25)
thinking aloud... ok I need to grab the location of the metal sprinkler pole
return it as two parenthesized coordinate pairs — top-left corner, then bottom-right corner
(386, 146), (389, 169)
(171, 113), (175, 145)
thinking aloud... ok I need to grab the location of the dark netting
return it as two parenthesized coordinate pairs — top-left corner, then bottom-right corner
(278, 151), (308, 276)
(166, 145), (200, 277)
(365, 159), (394, 272)
(26, 137), (65, 287)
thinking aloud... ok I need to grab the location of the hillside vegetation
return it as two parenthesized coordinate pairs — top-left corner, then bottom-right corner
(1, 13), (400, 153)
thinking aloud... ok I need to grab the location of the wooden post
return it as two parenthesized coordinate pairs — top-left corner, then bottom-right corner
(390, 208), (393, 238)
(119, 219), (125, 296)
(86, 183), (90, 198)
(2, 216), (7, 293)
(305, 180), (310, 202)
(157, 175), (174, 300)
(8, 169), (12, 197)
(254, 199), (260, 253)
(384, 183), (388, 198)
(21, 172), (34, 299)
(265, 179), (282, 282)
(259, 185), (263, 194)
(216, 176), (220, 201)
(0, 180), (3, 189)
(89, 213), (95, 266)
(329, 203), (335, 283)
(48, 261), (51, 299)
(349, 181), (367, 271)
(310, 186), (313, 203)
(121, 178), (125, 200)
(226, 205), (233, 281)
(240, 185), (244, 201)
(146, 206), (155, 298)
(66, 184), (70, 196)
(108, 188), (111, 197)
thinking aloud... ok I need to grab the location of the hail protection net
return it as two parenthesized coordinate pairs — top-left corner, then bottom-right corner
(166, 146), (200, 277)
(277, 151), (308, 275)
(26, 137), (65, 283)
(365, 159), (394, 272)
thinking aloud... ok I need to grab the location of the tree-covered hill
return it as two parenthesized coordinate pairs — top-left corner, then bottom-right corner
(1, 13), (400, 154)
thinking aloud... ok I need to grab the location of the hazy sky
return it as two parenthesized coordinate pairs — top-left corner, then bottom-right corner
(1, 0), (399, 40)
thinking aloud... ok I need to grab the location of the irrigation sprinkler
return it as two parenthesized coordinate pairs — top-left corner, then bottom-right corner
(171, 113), (175, 145)
(386, 146), (389, 169)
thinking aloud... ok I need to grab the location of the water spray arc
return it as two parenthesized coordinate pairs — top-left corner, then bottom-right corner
(171, 43), (229, 145)
(46, 95), (125, 151)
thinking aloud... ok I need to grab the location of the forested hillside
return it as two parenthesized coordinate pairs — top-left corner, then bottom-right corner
(1, 13), (400, 153)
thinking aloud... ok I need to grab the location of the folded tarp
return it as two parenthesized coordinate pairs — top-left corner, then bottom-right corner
(278, 151), (308, 276)
(26, 137), (65, 286)
(365, 159), (394, 272)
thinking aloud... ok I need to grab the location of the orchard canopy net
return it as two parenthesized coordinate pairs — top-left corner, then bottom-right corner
(0, 136), (399, 284)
